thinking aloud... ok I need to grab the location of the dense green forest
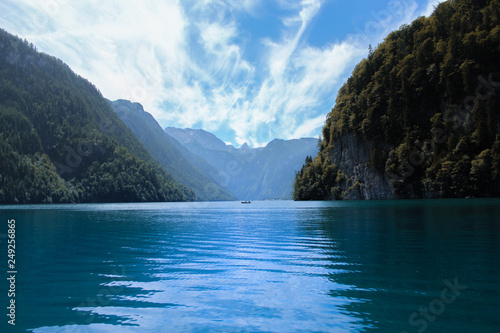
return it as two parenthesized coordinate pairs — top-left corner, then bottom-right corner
(0, 29), (195, 203)
(294, 0), (500, 200)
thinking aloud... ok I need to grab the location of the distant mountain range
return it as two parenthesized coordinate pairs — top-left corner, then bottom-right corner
(109, 99), (320, 200)
(165, 127), (319, 200)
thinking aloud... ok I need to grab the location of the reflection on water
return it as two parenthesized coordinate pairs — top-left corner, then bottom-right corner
(0, 199), (499, 332)
(297, 200), (500, 332)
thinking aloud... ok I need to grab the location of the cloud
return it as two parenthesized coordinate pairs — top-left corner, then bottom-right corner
(266, 0), (322, 78)
(0, 0), (190, 122)
(226, 0), (262, 14)
(422, 0), (443, 17)
(291, 114), (326, 139)
(0, 0), (433, 147)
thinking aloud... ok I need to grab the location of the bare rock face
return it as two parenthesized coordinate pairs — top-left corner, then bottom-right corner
(329, 133), (395, 200)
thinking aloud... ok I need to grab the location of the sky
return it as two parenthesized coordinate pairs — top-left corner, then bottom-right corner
(0, 0), (442, 147)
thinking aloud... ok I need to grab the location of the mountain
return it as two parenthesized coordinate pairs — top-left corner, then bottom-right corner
(165, 127), (319, 200)
(166, 127), (232, 152)
(108, 99), (236, 201)
(294, 0), (500, 200)
(0, 28), (195, 203)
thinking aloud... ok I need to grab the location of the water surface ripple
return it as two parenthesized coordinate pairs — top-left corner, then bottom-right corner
(1, 199), (499, 332)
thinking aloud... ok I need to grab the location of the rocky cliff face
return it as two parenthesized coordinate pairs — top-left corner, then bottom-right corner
(329, 133), (395, 200)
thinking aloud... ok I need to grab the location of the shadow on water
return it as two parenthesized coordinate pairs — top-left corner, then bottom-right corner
(295, 199), (500, 332)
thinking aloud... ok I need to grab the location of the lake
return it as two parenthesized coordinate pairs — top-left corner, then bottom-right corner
(1, 199), (499, 332)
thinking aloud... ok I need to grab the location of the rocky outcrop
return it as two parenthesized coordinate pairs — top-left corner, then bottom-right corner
(329, 133), (394, 200)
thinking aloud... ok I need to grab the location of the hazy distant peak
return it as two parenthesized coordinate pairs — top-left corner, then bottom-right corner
(265, 138), (285, 148)
(165, 127), (229, 152)
(239, 142), (250, 150)
(110, 99), (147, 113)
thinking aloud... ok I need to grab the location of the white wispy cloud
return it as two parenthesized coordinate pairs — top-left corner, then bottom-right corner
(0, 0), (431, 147)
(422, 0), (443, 16)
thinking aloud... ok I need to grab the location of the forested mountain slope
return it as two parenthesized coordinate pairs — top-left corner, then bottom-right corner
(294, 0), (500, 200)
(109, 99), (235, 201)
(0, 29), (195, 203)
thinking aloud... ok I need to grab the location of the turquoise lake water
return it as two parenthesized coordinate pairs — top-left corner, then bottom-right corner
(0, 199), (499, 332)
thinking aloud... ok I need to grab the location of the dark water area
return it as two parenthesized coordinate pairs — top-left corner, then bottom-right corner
(1, 199), (499, 332)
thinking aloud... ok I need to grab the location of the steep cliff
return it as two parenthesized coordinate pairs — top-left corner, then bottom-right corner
(294, 0), (500, 200)
(327, 134), (394, 200)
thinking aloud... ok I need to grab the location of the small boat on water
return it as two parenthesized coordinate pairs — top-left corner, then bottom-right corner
(241, 201), (251, 204)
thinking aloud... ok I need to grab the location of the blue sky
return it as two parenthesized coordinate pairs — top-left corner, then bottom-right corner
(0, 0), (441, 147)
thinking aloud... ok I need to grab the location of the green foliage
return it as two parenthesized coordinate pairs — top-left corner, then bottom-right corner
(0, 29), (195, 203)
(293, 155), (342, 200)
(294, 0), (500, 200)
(79, 147), (193, 202)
